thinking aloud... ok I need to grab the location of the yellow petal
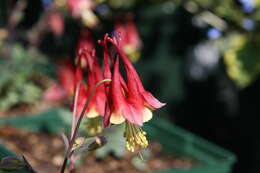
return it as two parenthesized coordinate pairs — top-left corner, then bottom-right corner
(110, 112), (125, 124)
(143, 107), (153, 122)
(87, 107), (99, 118)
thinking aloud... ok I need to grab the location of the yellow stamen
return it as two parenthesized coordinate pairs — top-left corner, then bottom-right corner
(124, 121), (148, 152)
(84, 117), (103, 136)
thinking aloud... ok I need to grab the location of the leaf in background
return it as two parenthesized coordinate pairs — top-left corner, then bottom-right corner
(224, 34), (260, 88)
(0, 43), (54, 111)
(95, 124), (126, 158)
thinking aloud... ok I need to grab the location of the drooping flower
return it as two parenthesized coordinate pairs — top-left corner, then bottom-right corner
(57, 58), (75, 97)
(107, 36), (165, 122)
(48, 11), (64, 36)
(75, 30), (95, 68)
(114, 15), (142, 62)
(43, 83), (67, 101)
(67, 0), (99, 28)
(43, 58), (75, 102)
(67, 0), (93, 18)
(85, 52), (107, 118)
(101, 35), (165, 152)
(73, 41), (107, 118)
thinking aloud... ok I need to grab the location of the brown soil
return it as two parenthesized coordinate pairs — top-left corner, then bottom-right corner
(0, 101), (62, 118)
(0, 126), (196, 173)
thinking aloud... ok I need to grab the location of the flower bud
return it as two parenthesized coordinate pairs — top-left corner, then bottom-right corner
(87, 136), (107, 151)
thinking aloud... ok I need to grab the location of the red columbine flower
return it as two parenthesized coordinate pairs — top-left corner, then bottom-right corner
(102, 35), (165, 152)
(73, 43), (107, 118)
(57, 58), (76, 97)
(48, 11), (64, 36)
(43, 83), (67, 101)
(67, 0), (98, 28)
(67, 0), (93, 18)
(43, 58), (75, 102)
(46, 58), (75, 100)
(76, 30), (95, 68)
(114, 15), (142, 62)
(85, 52), (107, 118)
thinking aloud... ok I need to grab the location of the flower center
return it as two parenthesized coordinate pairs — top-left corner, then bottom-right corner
(124, 121), (148, 152)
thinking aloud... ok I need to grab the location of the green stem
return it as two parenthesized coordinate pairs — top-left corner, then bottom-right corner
(60, 79), (111, 173)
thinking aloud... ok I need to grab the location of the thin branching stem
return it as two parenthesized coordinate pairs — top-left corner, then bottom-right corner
(60, 79), (111, 173)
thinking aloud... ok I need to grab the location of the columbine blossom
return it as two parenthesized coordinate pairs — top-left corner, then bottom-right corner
(57, 58), (75, 96)
(114, 15), (142, 62)
(67, 0), (99, 28)
(73, 39), (107, 118)
(100, 35), (165, 151)
(48, 11), (64, 36)
(43, 58), (75, 101)
(75, 31), (95, 68)
(67, 0), (93, 18)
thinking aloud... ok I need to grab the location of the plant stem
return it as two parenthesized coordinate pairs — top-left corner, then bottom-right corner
(60, 79), (111, 173)
(60, 157), (68, 173)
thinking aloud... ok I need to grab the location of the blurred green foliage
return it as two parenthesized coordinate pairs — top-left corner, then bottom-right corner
(181, 0), (260, 88)
(224, 34), (260, 88)
(0, 44), (53, 111)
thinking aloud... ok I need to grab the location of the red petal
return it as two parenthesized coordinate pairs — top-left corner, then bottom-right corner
(142, 91), (166, 109)
(112, 57), (143, 125)
(107, 37), (166, 110)
(111, 57), (126, 114)
(122, 103), (143, 126)
(126, 16), (142, 49)
(58, 58), (75, 96)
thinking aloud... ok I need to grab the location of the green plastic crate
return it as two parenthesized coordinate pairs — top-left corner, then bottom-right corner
(144, 117), (236, 173)
(0, 108), (72, 134)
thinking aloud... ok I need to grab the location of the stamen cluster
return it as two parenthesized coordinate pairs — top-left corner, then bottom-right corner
(124, 121), (148, 152)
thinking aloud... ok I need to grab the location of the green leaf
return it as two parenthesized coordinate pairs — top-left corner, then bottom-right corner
(95, 124), (126, 158)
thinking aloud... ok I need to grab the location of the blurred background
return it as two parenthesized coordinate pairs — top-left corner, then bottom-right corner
(1, 0), (260, 173)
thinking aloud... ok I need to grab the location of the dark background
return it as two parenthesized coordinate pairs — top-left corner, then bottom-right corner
(1, 0), (260, 173)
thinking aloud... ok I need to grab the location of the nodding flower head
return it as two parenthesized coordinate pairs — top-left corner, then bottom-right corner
(67, 0), (93, 18)
(48, 12), (64, 36)
(67, 0), (98, 28)
(73, 38), (106, 118)
(101, 35), (165, 151)
(44, 58), (74, 102)
(57, 58), (75, 97)
(114, 15), (142, 62)
(76, 30), (95, 68)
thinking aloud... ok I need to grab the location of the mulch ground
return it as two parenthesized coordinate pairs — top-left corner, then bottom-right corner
(0, 126), (196, 173)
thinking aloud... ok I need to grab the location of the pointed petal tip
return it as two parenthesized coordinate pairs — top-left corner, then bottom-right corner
(142, 91), (166, 109)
